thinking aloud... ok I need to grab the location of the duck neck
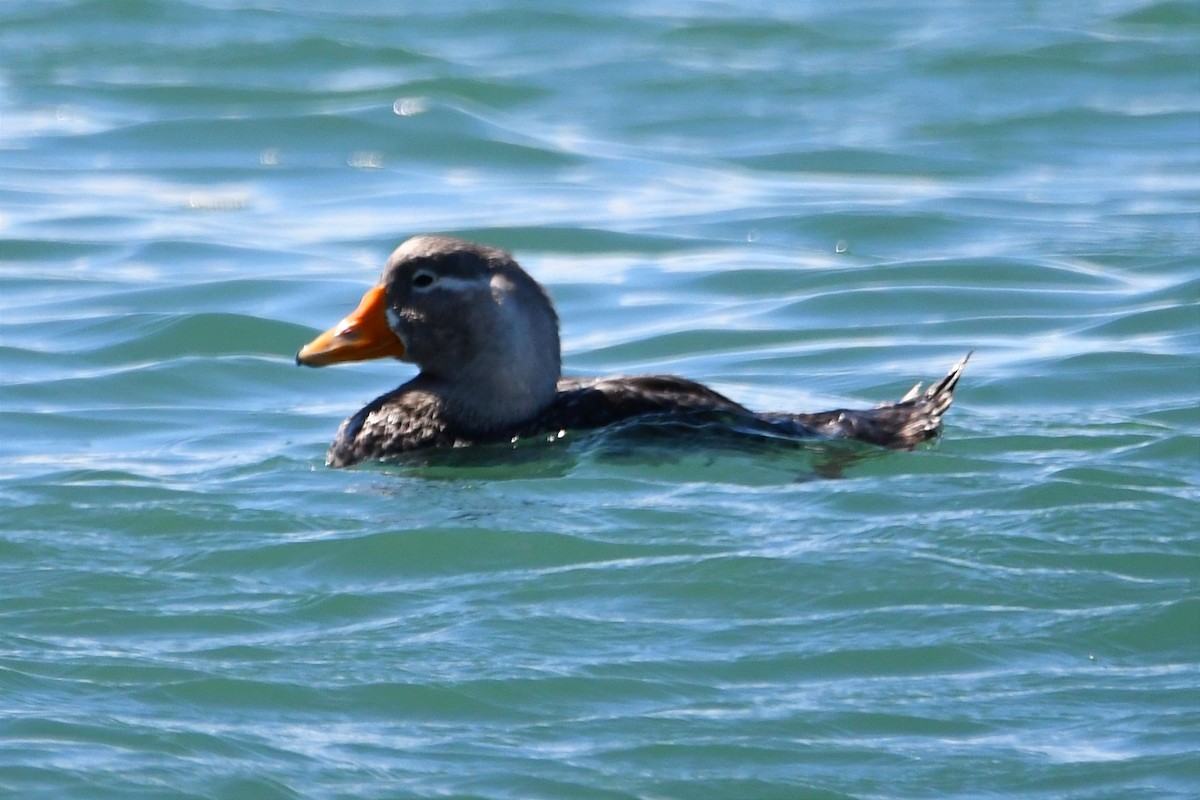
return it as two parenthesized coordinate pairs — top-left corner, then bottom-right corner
(433, 351), (560, 433)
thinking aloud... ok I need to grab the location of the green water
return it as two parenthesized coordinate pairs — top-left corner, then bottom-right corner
(2, 1), (1198, 798)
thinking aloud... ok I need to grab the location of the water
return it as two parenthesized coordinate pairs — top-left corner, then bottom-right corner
(2, 1), (1198, 798)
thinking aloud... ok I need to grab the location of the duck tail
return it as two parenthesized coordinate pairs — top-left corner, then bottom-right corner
(784, 351), (972, 449)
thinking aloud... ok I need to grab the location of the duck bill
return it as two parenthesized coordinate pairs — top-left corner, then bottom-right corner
(296, 284), (406, 367)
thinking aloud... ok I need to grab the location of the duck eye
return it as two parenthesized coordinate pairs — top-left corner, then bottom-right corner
(411, 270), (437, 289)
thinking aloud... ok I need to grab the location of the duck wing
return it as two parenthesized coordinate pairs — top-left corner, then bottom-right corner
(526, 375), (756, 434)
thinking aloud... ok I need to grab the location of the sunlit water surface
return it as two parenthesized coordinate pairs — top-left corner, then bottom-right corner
(1, 2), (1198, 798)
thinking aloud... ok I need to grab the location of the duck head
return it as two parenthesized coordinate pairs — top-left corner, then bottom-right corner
(298, 235), (562, 431)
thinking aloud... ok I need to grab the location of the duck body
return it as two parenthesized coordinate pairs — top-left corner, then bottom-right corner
(325, 374), (752, 467)
(298, 236), (968, 468)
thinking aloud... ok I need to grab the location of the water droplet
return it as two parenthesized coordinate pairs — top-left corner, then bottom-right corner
(835, 240), (848, 253)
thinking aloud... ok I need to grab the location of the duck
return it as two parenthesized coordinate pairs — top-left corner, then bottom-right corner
(297, 235), (969, 468)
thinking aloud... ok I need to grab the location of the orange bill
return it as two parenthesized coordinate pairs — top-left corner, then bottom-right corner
(296, 284), (406, 367)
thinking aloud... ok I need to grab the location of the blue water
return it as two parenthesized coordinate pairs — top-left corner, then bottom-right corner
(2, 1), (1198, 798)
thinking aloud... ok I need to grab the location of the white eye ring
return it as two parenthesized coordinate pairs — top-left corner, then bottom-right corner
(411, 269), (437, 289)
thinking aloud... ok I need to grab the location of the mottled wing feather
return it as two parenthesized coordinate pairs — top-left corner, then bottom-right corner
(327, 389), (457, 467)
(533, 375), (754, 429)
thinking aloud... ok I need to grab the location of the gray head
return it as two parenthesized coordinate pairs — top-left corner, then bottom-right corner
(360, 236), (563, 430)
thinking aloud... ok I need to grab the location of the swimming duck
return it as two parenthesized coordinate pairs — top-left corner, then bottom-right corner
(297, 235), (969, 467)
